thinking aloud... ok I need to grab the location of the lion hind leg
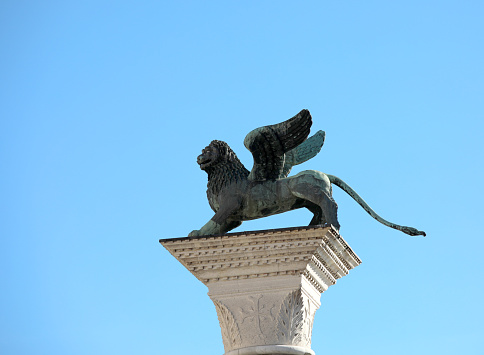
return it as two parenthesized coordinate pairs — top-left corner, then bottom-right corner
(291, 183), (340, 230)
(306, 203), (325, 226)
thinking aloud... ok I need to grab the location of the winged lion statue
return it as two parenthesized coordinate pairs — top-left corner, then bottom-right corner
(188, 109), (425, 237)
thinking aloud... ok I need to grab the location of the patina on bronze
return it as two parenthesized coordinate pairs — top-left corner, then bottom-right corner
(189, 109), (425, 238)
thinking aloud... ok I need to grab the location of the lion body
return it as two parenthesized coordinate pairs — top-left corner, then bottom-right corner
(232, 170), (333, 221)
(189, 113), (425, 237)
(192, 140), (339, 237)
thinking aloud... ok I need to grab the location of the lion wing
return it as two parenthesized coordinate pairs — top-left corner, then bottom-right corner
(243, 109), (312, 181)
(280, 130), (325, 178)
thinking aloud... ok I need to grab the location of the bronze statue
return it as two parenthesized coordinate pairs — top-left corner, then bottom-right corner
(189, 109), (425, 237)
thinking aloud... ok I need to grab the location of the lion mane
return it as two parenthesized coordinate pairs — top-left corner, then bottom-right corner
(204, 140), (249, 208)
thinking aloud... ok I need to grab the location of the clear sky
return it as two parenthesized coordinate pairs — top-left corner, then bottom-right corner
(1, 1), (483, 354)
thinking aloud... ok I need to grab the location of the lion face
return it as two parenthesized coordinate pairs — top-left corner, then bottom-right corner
(197, 143), (221, 170)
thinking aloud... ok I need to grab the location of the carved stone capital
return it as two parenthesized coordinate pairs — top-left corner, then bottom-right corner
(160, 226), (361, 355)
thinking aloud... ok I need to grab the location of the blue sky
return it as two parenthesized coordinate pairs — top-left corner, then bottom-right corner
(1, 1), (483, 354)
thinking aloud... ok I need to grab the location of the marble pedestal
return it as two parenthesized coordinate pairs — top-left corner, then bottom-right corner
(160, 225), (361, 355)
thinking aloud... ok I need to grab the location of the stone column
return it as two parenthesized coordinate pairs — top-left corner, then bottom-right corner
(160, 225), (361, 355)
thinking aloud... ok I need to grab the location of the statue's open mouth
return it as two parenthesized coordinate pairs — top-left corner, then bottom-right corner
(197, 155), (212, 169)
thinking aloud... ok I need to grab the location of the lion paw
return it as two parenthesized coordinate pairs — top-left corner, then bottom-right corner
(188, 230), (200, 237)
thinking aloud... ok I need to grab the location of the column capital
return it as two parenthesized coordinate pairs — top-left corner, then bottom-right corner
(160, 226), (361, 355)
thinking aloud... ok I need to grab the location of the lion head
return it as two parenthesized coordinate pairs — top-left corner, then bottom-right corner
(197, 140), (243, 171)
(197, 140), (249, 205)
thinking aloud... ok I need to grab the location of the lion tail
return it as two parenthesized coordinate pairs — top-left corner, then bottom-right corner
(326, 174), (426, 237)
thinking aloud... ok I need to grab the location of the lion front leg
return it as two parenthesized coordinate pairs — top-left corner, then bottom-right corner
(188, 219), (242, 237)
(189, 198), (243, 237)
(188, 220), (219, 237)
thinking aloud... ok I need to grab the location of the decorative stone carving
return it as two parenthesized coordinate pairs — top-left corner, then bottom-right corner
(213, 300), (242, 350)
(276, 289), (305, 346)
(160, 225), (361, 355)
(239, 294), (275, 337)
